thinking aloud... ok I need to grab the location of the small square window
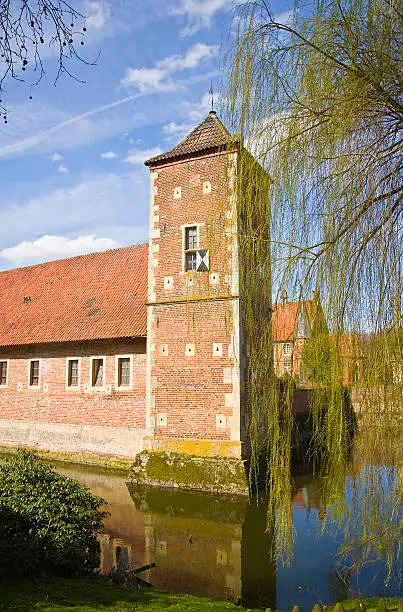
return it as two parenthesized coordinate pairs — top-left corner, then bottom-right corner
(0, 361), (8, 386)
(67, 359), (79, 387)
(91, 358), (104, 387)
(283, 343), (291, 356)
(117, 357), (131, 387)
(29, 360), (39, 386)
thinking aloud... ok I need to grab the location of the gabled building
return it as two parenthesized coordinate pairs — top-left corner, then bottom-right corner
(272, 298), (316, 380)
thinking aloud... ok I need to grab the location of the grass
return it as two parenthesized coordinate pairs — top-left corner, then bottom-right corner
(0, 576), (400, 612)
(0, 576), (255, 611)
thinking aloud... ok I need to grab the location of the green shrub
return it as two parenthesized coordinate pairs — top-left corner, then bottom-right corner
(0, 450), (108, 577)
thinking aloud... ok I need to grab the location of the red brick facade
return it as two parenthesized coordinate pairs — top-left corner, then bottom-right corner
(145, 145), (244, 458)
(0, 339), (146, 428)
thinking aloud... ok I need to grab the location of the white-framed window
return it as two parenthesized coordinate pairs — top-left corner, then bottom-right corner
(90, 356), (106, 389)
(283, 360), (292, 374)
(115, 355), (132, 389)
(283, 342), (292, 356)
(181, 223), (205, 273)
(66, 357), (80, 389)
(28, 358), (41, 388)
(0, 360), (9, 387)
(184, 226), (198, 271)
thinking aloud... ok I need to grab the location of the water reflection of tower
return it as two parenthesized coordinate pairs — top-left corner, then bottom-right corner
(241, 496), (277, 609)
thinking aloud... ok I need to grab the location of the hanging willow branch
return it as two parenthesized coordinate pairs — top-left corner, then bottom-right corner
(225, 0), (402, 574)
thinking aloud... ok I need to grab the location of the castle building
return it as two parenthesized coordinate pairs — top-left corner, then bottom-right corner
(0, 112), (259, 463)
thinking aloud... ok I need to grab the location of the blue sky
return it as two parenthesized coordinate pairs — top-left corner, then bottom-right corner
(0, 0), (290, 271)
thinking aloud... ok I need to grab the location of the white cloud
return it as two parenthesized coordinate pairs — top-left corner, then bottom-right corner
(0, 235), (121, 268)
(274, 9), (294, 26)
(163, 121), (194, 136)
(121, 43), (218, 93)
(85, 1), (111, 31)
(169, 0), (232, 36)
(121, 67), (173, 94)
(0, 95), (141, 159)
(124, 147), (163, 165)
(58, 164), (69, 173)
(51, 152), (63, 162)
(0, 171), (149, 253)
(101, 151), (118, 159)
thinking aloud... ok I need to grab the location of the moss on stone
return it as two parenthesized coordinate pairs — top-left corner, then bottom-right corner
(129, 450), (249, 495)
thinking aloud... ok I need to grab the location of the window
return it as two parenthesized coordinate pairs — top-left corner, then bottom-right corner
(29, 360), (40, 386)
(184, 226), (198, 271)
(91, 357), (104, 387)
(283, 343), (291, 356)
(67, 358), (79, 388)
(117, 356), (131, 388)
(0, 361), (8, 386)
(283, 360), (292, 374)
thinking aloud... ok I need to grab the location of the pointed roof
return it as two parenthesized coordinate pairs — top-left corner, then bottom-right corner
(145, 111), (237, 166)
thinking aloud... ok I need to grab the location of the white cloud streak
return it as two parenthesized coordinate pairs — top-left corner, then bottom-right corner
(58, 164), (69, 173)
(0, 234), (121, 268)
(169, 0), (233, 36)
(0, 94), (141, 159)
(124, 147), (163, 165)
(121, 43), (218, 93)
(101, 151), (118, 159)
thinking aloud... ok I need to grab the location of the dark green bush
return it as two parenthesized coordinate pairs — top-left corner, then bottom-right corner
(0, 450), (108, 577)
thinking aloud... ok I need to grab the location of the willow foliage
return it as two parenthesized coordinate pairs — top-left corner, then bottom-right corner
(225, 0), (402, 574)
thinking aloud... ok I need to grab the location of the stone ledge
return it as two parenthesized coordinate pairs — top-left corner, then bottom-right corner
(129, 450), (249, 496)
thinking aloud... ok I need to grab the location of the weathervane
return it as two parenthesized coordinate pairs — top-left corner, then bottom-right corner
(209, 81), (214, 113)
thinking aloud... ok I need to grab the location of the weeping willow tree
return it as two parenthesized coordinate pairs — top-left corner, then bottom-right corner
(225, 0), (402, 576)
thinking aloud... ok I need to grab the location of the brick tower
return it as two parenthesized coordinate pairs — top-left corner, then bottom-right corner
(144, 111), (246, 459)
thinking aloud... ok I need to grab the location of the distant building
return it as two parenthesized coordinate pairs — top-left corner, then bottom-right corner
(272, 298), (316, 380)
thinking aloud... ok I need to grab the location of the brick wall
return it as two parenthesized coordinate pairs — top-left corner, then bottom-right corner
(147, 150), (243, 457)
(0, 338), (146, 429)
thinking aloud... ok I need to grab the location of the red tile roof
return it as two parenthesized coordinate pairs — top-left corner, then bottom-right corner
(145, 111), (236, 166)
(272, 300), (315, 342)
(0, 244), (148, 347)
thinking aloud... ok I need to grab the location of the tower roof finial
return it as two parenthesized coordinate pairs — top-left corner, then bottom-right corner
(209, 81), (215, 114)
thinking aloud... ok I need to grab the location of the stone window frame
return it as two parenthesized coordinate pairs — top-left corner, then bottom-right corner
(89, 355), (106, 390)
(28, 358), (41, 389)
(180, 222), (205, 273)
(0, 359), (9, 388)
(115, 354), (133, 391)
(65, 357), (81, 390)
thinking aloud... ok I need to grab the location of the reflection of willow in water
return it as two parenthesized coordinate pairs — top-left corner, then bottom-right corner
(319, 420), (402, 589)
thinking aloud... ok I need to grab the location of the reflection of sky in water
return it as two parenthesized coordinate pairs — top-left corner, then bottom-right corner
(50, 462), (402, 611)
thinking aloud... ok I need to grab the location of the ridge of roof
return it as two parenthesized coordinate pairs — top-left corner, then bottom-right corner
(145, 111), (237, 166)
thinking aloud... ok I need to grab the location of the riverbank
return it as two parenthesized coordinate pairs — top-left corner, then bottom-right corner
(0, 576), (400, 611)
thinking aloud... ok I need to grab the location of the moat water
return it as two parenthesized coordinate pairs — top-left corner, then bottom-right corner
(55, 459), (402, 611)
